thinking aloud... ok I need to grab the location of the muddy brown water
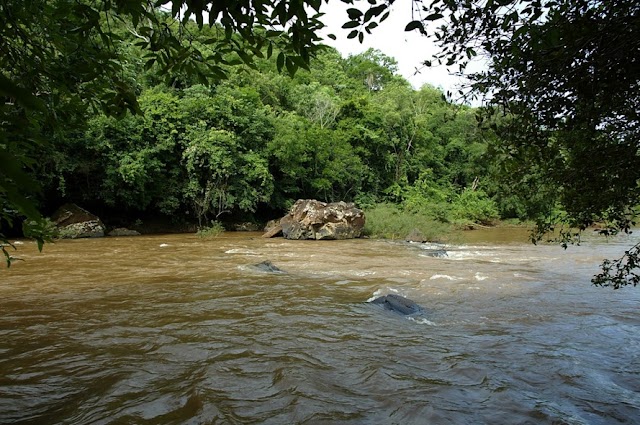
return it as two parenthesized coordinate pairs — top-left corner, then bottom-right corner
(1, 230), (639, 424)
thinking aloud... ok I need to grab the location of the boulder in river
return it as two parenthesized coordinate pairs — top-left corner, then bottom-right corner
(278, 199), (365, 240)
(262, 219), (283, 238)
(370, 294), (423, 315)
(51, 203), (105, 239)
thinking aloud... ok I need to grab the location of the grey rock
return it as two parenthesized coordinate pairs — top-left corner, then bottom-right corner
(252, 260), (285, 273)
(370, 294), (423, 315)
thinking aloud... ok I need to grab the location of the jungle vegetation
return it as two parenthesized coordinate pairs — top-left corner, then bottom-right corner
(1, 0), (638, 287)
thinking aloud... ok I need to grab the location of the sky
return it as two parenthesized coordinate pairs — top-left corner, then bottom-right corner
(317, 0), (471, 94)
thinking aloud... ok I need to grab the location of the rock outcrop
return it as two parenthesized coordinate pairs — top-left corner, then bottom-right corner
(262, 220), (283, 238)
(277, 199), (365, 240)
(51, 204), (105, 239)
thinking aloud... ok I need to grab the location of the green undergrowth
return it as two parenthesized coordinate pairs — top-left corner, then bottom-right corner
(363, 204), (453, 242)
(196, 221), (225, 239)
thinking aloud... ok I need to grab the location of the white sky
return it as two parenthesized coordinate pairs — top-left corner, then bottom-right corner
(317, 0), (470, 94)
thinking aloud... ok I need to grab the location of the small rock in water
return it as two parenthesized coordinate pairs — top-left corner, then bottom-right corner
(159, 243), (169, 247)
(13, 241), (25, 245)
(423, 249), (448, 258)
(370, 294), (423, 315)
(252, 260), (285, 273)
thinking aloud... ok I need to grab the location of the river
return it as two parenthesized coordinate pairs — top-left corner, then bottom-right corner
(1, 229), (639, 424)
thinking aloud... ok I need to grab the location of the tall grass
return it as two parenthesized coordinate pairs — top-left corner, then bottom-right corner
(363, 204), (453, 242)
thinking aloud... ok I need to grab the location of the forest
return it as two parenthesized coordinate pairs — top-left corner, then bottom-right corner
(3, 12), (549, 237)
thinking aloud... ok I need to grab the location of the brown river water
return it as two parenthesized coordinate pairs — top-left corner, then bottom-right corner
(1, 229), (639, 424)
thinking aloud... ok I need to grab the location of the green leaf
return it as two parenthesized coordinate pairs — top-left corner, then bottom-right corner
(285, 57), (298, 77)
(347, 8), (363, 20)
(405, 21), (423, 32)
(342, 20), (360, 29)
(276, 52), (285, 72)
(0, 75), (45, 111)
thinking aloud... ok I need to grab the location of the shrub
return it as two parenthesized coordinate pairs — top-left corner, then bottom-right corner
(363, 203), (452, 241)
(451, 189), (499, 225)
(196, 220), (225, 239)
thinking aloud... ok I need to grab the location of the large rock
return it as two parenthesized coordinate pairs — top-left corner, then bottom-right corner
(279, 199), (365, 240)
(262, 220), (283, 238)
(51, 203), (105, 239)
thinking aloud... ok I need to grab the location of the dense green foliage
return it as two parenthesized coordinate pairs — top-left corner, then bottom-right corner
(33, 40), (520, 229)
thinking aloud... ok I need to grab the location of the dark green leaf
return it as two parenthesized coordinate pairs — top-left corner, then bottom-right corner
(342, 20), (360, 29)
(347, 8), (363, 20)
(276, 52), (285, 72)
(404, 21), (423, 32)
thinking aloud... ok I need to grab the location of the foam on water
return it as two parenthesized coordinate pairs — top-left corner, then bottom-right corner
(224, 248), (258, 255)
(367, 287), (400, 302)
(408, 316), (437, 326)
(429, 274), (461, 281)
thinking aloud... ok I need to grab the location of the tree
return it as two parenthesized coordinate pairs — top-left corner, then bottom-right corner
(0, 0), (326, 263)
(342, 0), (640, 287)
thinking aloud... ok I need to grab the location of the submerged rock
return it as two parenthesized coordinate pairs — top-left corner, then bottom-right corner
(252, 260), (285, 273)
(422, 249), (448, 258)
(370, 294), (423, 315)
